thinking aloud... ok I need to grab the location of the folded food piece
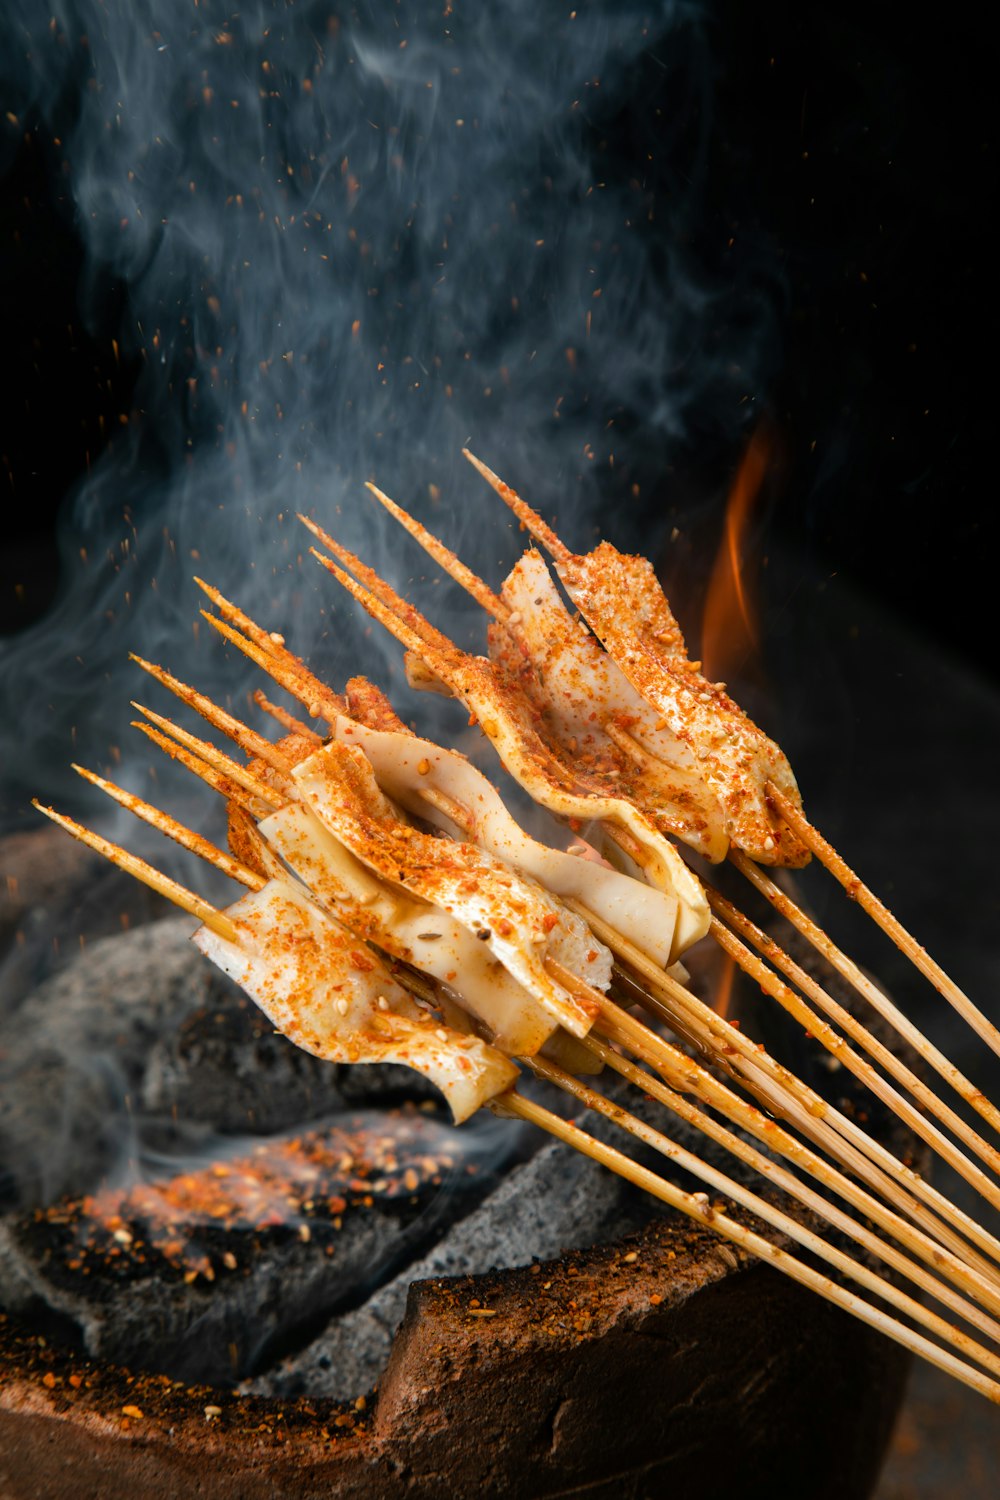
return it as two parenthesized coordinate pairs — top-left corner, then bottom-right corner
(491, 549), (729, 863)
(259, 801), (560, 1059)
(193, 877), (519, 1123)
(290, 739), (610, 1038)
(334, 706), (683, 972)
(552, 542), (809, 867)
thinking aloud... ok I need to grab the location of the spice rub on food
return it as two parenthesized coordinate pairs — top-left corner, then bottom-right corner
(289, 738), (610, 1039)
(194, 877), (518, 1123)
(309, 538), (709, 960)
(490, 549), (729, 864)
(552, 542), (808, 866)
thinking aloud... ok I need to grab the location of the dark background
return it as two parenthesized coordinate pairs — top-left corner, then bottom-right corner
(1, 2), (995, 676)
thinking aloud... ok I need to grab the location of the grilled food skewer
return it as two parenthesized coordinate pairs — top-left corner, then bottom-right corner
(129, 645), (1000, 1285)
(351, 485), (1000, 1162)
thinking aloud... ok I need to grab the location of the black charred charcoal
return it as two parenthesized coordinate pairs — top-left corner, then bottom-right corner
(0, 1106), (495, 1387)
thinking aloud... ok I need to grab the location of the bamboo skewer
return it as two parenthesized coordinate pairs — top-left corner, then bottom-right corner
(602, 1024), (1000, 1318)
(253, 689), (323, 742)
(581, 1035), (1000, 1349)
(364, 483), (511, 624)
(568, 910), (1000, 1290)
(128, 720), (273, 817)
(766, 780), (1000, 1062)
(193, 577), (347, 725)
(529, 1052), (1000, 1379)
(495, 1090), (1000, 1405)
(131, 710), (287, 811)
(70, 765), (267, 893)
(31, 802), (240, 942)
(131, 656), (293, 782)
(462, 450), (572, 563)
(710, 887), (1000, 1185)
(731, 848), (1000, 1139)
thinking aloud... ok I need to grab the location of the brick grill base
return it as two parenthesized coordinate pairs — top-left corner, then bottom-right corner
(0, 1207), (908, 1500)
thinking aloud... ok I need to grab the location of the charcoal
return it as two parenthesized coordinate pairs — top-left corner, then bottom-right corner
(0, 1107), (494, 1387)
(140, 995), (409, 1136)
(0, 826), (170, 1018)
(0, 918), (238, 1208)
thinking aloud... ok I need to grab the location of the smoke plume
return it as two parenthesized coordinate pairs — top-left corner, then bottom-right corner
(0, 0), (781, 838)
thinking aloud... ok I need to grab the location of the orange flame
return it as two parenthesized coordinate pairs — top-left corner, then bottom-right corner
(713, 952), (737, 1021)
(700, 427), (772, 685)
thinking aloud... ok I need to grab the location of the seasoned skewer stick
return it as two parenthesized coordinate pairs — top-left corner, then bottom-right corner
(547, 952), (1000, 1303)
(300, 514), (458, 663)
(529, 1053), (1000, 1377)
(495, 1090), (1000, 1404)
(127, 720), (271, 818)
(200, 609), (345, 732)
(131, 710), (286, 811)
(767, 781), (1000, 1061)
(193, 577), (347, 724)
(462, 450), (572, 563)
(731, 847), (1000, 1139)
(71, 765), (266, 893)
(253, 689), (323, 742)
(131, 655), (293, 782)
(710, 888), (1000, 1184)
(580, 1034), (1000, 1348)
(364, 483), (511, 623)
(31, 803), (240, 942)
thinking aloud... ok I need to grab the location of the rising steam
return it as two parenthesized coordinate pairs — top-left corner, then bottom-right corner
(0, 0), (781, 837)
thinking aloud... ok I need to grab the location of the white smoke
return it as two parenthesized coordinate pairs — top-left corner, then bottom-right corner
(0, 0), (781, 843)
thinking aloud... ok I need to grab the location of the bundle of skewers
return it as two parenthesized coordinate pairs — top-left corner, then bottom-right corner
(35, 451), (1000, 1403)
